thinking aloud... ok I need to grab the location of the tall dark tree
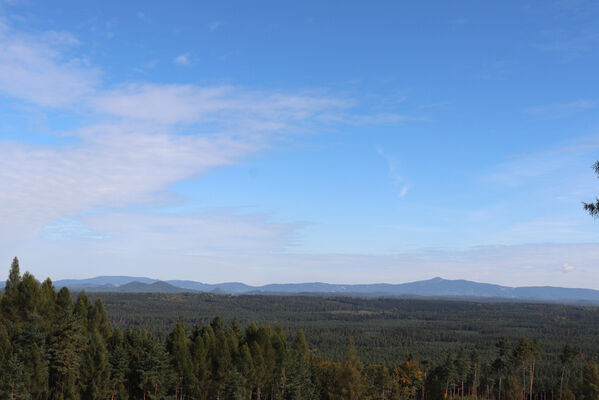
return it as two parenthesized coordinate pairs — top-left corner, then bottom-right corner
(580, 361), (599, 400)
(286, 330), (315, 400)
(79, 330), (111, 400)
(336, 340), (364, 400)
(559, 343), (578, 400)
(166, 318), (194, 399)
(4, 257), (21, 297)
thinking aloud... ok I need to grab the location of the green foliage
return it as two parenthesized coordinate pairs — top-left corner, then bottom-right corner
(583, 161), (599, 217)
(3, 260), (599, 399)
(580, 361), (599, 400)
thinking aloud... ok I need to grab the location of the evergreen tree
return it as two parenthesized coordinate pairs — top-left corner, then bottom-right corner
(5, 257), (21, 297)
(73, 292), (92, 334)
(336, 340), (364, 400)
(107, 328), (129, 400)
(454, 348), (470, 399)
(25, 342), (48, 400)
(166, 318), (195, 399)
(49, 311), (85, 400)
(223, 367), (246, 400)
(559, 343), (578, 400)
(580, 361), (599, 400)
(286, 331), (315, 400)
(1, 354), (30, 400)
(80, 330), (111, 400)
(90, 299), (112, 340)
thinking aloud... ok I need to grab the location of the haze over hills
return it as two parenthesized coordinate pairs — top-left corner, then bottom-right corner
(3, 276), (599, 304)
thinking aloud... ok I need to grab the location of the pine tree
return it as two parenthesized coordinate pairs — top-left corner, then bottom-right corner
(49, 311), (85, 400)
(237, 343), (255, 399)
(336, 340), (364, 400)
(224, 367), (246, 400)
(90, 299), (112, 340)
(191, 328), (210, 399)
(559, 344), (578, 400)
(286, 330), (315, 400)
(80, 330), (111, 400)
(127, 330), (172, 400)
(493, 336), (511, 400)
(1, 354), (29, 400)
(580, 361), (599, 400)
(73, 292), (92, 334)
(5, 257), (21, 297)
(470, 349), (480, 397)
(107, 329), (129, 400)
(27, 342), (49, 400)
(454, 348), (470, 399)
(166, 318), (195, 399)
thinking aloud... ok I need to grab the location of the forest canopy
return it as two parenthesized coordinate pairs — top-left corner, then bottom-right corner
(2, 257), (599, 400)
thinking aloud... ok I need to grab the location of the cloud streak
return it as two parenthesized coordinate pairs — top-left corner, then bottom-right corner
(0, 18), (401, 260)
(524, 99), (596, 119)
(0, 25), (99, 107)
(376, 147), (410, 198)
(173, 52), (191, 66)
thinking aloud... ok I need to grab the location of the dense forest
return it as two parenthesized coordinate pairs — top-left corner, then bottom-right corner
(2, 258), (599, 399)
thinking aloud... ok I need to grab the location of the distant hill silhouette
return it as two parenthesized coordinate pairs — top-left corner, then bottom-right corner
(2, 276), (599, 304)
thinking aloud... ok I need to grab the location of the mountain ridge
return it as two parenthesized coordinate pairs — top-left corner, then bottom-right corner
(2, 275), (599, 304)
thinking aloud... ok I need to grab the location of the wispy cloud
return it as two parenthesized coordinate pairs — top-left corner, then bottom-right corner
(136, 11), (149, 23)
(173, 52), (191, 66)
(0, 24), (99, 107)
(540, 33), (599, 55)
(0, 18), (404, 254)
(562, 263), (576, 272)
(209, 21), (222, 31)
(376, 147), (410, 198)
(92, 84), (350, 127)
(524, 99), (596, 119)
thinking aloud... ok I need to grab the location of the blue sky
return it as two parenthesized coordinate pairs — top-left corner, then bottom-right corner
(2, 1), (599, 287)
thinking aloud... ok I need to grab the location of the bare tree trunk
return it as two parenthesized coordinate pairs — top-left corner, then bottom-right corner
(530, 359), (536, 400)
(498, 374), (502, 400)
(559, 365), (565, 400)
(472, 363), (478, 398)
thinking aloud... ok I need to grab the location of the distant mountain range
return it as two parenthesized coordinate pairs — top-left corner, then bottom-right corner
(2, 276), (599, 304)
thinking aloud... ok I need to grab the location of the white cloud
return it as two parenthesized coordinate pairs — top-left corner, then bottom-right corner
(92, 84), (351, 127)
(562, 263), (576, 272)
(173, 52), (191, 66)
(376, 147), (410, 198)
(524, 100), (596, 119)
(0, 123), (266, 241)
(0, 25), (99, 107)
(0, 22), (362, 248)
(136, 11), (149, 22)
(209, 21), (222, 31)
(0, 17), (422, 283)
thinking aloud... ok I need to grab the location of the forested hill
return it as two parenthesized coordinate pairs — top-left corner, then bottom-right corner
(4, 274), (599, 304)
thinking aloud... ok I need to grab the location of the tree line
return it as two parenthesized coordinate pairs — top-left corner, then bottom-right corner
(2, 257), (599, 399)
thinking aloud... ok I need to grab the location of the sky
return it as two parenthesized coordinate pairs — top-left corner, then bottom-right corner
(1, 1), (599, 287)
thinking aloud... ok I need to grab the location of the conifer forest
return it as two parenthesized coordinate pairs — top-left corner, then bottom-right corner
(2, 257), (599, 400)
